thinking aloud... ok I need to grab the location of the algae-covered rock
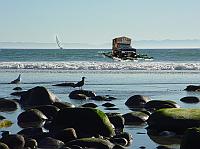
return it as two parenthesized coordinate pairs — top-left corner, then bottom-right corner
(66, 138), (114, 149)
(0, 120), (13, 128)
(147, 108), (200, 133)
(180, 127), (200, 149)
(49, 107), (115, 137)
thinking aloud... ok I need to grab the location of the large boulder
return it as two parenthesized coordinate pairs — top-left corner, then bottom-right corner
(69, 90), (96, 100)
(33, 105), (59, 119)
(49, 107), (115, 137)
(147, 108), (200, 133)
(180, 127), (200, 149)
(125, 95), (150, 108)
(20, 86), (60, 108)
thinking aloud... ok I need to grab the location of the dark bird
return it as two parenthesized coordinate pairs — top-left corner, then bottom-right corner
(73, 77), (86, 90)
(10, 74), (21, 84)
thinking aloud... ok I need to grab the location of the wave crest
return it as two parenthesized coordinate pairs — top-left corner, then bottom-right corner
(0, 61), (200, 71)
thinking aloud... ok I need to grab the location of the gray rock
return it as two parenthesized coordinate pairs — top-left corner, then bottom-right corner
(0, 98), (18, 112)
(125, 95), (150, 108)
(69, 90), (96, 100)
(0, 134), (25, 149)
(20, 86), (60, 108)
(180, 96), (200, 103)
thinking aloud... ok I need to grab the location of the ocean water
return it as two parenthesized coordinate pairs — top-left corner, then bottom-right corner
(0, 48), (200, 149)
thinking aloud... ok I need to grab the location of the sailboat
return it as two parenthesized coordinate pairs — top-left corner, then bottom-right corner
(56, 36), (63, 49)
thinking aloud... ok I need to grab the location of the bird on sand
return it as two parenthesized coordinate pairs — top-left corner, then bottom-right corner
(10, 74), (21, 85)
(73, 77), (86, 90)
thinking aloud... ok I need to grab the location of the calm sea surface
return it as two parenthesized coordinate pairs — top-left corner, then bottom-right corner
(0, 48), (200, 149)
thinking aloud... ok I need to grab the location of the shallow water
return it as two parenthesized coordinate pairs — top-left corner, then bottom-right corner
(0, 70), (200, 149)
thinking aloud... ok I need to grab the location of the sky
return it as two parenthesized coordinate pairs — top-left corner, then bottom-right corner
(0, 0), (200, 45)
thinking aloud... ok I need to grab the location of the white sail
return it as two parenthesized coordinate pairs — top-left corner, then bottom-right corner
(56, 36), (63, 49)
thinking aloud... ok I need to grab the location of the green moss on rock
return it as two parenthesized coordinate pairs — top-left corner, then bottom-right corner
(147, 108), (200, 133)
(0, 120), (13, 128)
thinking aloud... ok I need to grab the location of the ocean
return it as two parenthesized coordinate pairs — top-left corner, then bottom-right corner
(0, 48), (200, 149)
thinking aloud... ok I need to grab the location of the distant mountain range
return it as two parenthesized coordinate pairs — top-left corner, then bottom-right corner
(1, 39), (200, 49)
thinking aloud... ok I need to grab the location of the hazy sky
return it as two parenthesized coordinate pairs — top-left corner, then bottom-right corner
(0, 0), (200, 44)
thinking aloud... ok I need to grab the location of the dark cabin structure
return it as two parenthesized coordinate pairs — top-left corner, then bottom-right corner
(112, 37), (137, 59)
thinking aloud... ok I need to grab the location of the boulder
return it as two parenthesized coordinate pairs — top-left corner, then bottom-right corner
(24, 138), (38, 149)
(17, 127), (44, 139)
(0, 99), (18, 112)
(91, 96), (107, 101)
(17, 109), (48, 128)
(69, 90), (96, 100)
(20, 86), (60, 108)
(180, 96), (200, 103)
(123, 111), (149, 125)
(0, 134), (25, 149)
(184, 85), (200, 91)
(180, 127), (200, 149)
(66, 138), (114, 149)
(125, 95), (150, 108)
(147, 108), (200, 133)
(13, 87), (22, 91)
(145, 100), (180, 111)
(49, 107), (115, 137)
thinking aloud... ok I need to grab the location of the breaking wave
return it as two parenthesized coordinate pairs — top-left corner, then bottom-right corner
(0, 61), (200, 72)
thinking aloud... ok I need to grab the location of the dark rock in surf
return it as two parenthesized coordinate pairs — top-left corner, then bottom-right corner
(125, 95), (150, 108)
(17, 127), (44, 139)
(49, 107), (115, 137)
(145, 100), (180, 111)
(102, 102), (116, 107)
(122, 111), (149, 125)
(180, 127), (200, 149)
(0, 134), (25, 149)
(0, 98), (18, 112)
(66, 138), (114, 149)
(38, 137), (65, 149)
(81, 102), (98, 108)
(10, 91), (26, 96)
(184, 85), (200, 91)
(53, 82), (75, 87)
(91, 95), (107, 101)
(69, 90), (96, 100)
(20, 86), (60, 108)
(51, 128), (77, 143)
(13, 87), (22, 91)
(180, 96), (200, 103)
(17, 109), (48, 128)
(107, 113), (125, 131)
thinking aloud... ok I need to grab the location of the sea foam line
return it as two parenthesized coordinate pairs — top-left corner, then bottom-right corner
(0, 61), (200, 71)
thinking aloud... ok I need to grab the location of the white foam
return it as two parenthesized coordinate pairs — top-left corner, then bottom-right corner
(0, 61), (200, 72)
